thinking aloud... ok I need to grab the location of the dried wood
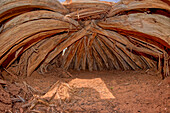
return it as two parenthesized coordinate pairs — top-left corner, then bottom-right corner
(3, 68), (18, 79)
(0, 0), (169, 77)
(3, 10), (80, 32)
(93, 57), (98, 71)
(93, 38), (109, 68)
(0, 0), (68, 24)
(127, 36), (164, 54)
(66, 8), (107, 20)
(41, 24), (91, 69)
(98, 13), (170, 48)
(86, 33), (96, 71)
(116, 43), (145, 69)
(1, 30), (65, 68)
(0, 79), (7, 85)
(108, 0), (170, 17)
(91, 26), (164, 58)
(64, 1), (112, 11)
(61, 45), (73, 69)
(98, 34), (132, 70)
(96, 36), (120, 70)
(81, 36), (88, 70)
(92, 46), (103, 70)
(0, 19), (72, 61)
(64, 39), (82, 70)
(140, 56), (155, 69)
(74, 38), (85, 70)
(27, 33), (67, 76)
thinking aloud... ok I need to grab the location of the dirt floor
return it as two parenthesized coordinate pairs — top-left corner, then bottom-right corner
(0, 69), (169, 113)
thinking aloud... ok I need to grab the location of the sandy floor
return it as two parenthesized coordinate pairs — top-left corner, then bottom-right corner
(21, 70), (170, 113)
(0, 70), (169, 113)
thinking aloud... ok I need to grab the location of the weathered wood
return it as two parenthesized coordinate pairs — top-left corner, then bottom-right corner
(64, 1), (112, 11)
(92, 45), (103, 70)
(0, 79), (7, 85)
(0, 0), (169, 77)
(93, 38), (109, 68)
(116, 43), (145, 70)
(115, 45), (137, 70)
(140, 56), (154, 69)
(27, 33), (67, 76)
(0, 0), (68, 24)
(86, 33), (96, 71)
(61, 45), (73, 69)
(96, 36), (120, 70)
(98, 13), (170, 49)
(0, 19), (72, 60)
(66, 8), (107, 20)
(127, 36), (164, 54)
(90, 26), (165, 58)
(17, 39), (47, 76)
(63, 39), (82, 70)
(1, 30), (65, 68)
(42, 24), (91, 69)
(108, 0), (170, 17)
(98, 34), (131, 70)
(3, 10), (80, 32)
(81, 36), (88, 70)
(74, 38), (85, 70)
(90, 24), (131, 46)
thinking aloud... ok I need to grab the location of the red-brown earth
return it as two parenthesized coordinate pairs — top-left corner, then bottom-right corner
(0, 69), (169, 113)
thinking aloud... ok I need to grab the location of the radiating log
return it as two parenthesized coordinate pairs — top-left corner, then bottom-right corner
(0, 0), (68, 24)
(115, 45), (137, 70)
(98, 34), (131, 70)
(108, 0), (170, 17)
(116, 43), (145, 69)
(63, 39), (82, 70)
(103, 35), (137, 70)
(96, 36), (120, 70)
(93, 38), (109, 68)
(86, 33), (96, 71)
(27, 33), (67, 76)
(41, 24), (91, 69)
(140, 56), (155, 69)
(0, 0), (169, 77)
(2, 30), (65, 68)
(90, 23), (132, 46)
(66, 8), (107, 20)
(90, 25), (165, 58)
(81, 36), (88, 70)
(98, 13), (170, 49)
(92, 46), (103, 70)
(0, 19), (72, 60)
(98, 34), (149, 70)
(69, 52), (76, 69)
(74, 38), (85, 70)
(63, 1), (112, 12)
(93, 58), (98, 71)
(18, 39), (48, 76)
(3, 10), (80, 32)
(61, 45), (73, 69)
(106, 34), (155, 69)
(127, 36), (164, 54)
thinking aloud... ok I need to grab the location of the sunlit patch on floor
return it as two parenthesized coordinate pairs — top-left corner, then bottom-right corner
(69, 78), (115, 99)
